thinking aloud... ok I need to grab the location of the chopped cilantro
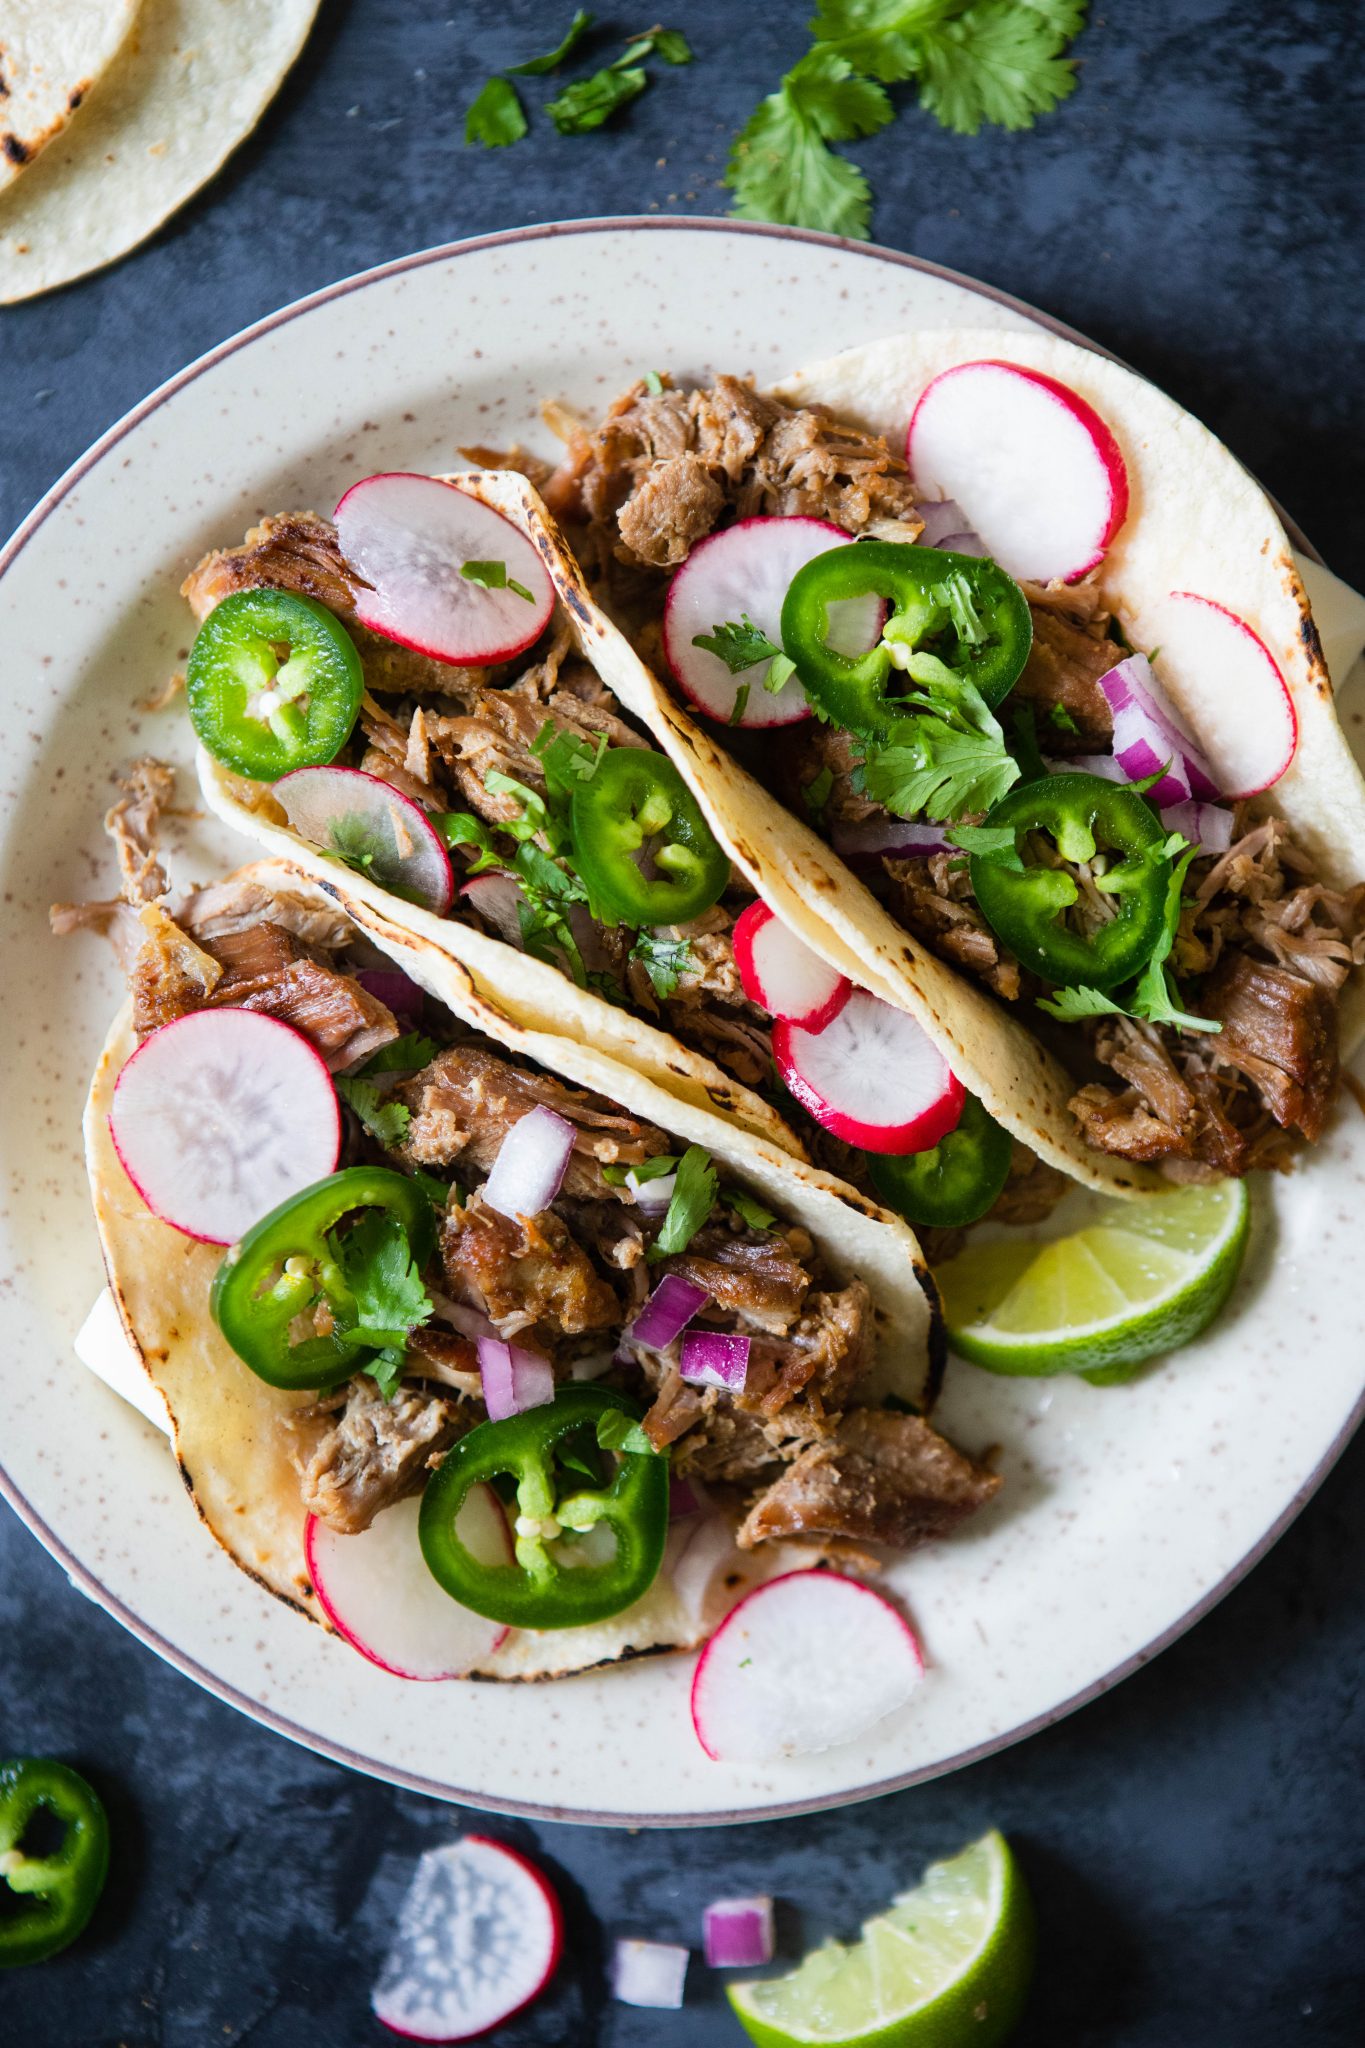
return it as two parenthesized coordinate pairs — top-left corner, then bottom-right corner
(507, 8), (595, 75)
(693, 615), (783, 675)
(726, 51), (890, 241)
(434, 809), (505, 873)
(364, 1346), (409, 1401)
(855, 669), (1021, 822)
(484, 771), (551, 841)
(728, 1189), (778, 1232)
(802, 763), (835, 820)
(602, 1153), (680, 1188)
(324, 1209), (433, 1399)
(630, 929), (693, 999)
(1037, 844), (1221, 1034)
(357, 1032), (438, 1076)
(409, 1169), (454, 1213)
(595, 1408), (661, 1456)
(461, 559), (535, 604)
(1036, 983), (1126, 1023)
(335, 1076), (412, 1148)
(947, 823), (1025, 872)
(464, 76), (528, 148)
(931, 569), (988, 647)
(730, 682), (751, 727)
(546, 63), (647, 132)
(1046, 703), (1080, 734)
(647, 1145), (718, 1261)
(642, 369), (665, 395)
(532, 721), (607, 817)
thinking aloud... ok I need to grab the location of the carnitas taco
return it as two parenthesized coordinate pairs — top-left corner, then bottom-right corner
(59, 785), (997, 1681)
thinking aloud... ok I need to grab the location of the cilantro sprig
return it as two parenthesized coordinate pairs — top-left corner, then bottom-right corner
(461, 559), (535, 604)
(853, 666), (1020, 823)
(467, 17), (690, 149)
(1037, 843), (1223, 1035)
(692, 614), (798, 694)
(647, 1145), (718, 1261)
(326, 1210), (433, 1400)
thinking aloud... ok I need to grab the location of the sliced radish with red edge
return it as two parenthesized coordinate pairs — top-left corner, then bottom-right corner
(773, 989), (964, 1154)
(908, 360), (1129, 584)
(663, 516), (883, 728)
(277, 764), (454, 915)
(733, 899), (851, 1029)
(458, 869), (524, 945)
(690, 1570), (924, 1762)
(306, 1488), (510, 1681)
(1155, 592), (1297, 799)
(110, 1009), (341, 1244)
(371, 1835), (562, 2041)
(336, 472), (554, 667)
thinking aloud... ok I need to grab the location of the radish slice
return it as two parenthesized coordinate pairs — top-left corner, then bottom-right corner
(372, 1835), (562, 2040)
(458, 869), (524, 945)
(691, 1570), (924, 1762)
(1154, 592), (1298, 799)
(110, 1010), (341, 1245)
(907, 360), (1129, 584)
(336, 472), (554, 667)
(773, 990), (964, 1155)
(306, 1489), (511, 1681)
(663, 516), (882, 728)
(732, 900), (851, 1030)
(277, 765), (455, 915)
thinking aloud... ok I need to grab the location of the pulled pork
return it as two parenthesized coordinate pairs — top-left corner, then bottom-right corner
(441, 1193), (621, 1339)
(292, 1378), (462, 1535)
(736, 1407), (1000, 1551)
(1013, 579), (1124, 750)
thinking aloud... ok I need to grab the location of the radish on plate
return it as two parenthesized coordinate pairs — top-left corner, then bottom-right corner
(276, 764), (455, 915)
(306, 1488), (511, 1681)
(335, 472), (554, 667)
(732, 899), (851, 1030)
(371, 1835), (562, 2040)
(772, 990), (964, 1154)
(1156, 591), (1297, 799)
(907, 360), (1129, 584)
(110, 1009), (341, 1245)
(663, 516), (882, 728)
(690, 1570), (924, 1762)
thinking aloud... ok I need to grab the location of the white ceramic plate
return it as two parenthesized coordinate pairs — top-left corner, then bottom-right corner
(4, 218), (1364, 1826)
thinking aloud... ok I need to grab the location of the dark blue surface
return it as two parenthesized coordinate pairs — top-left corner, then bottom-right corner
(3, 4), (1363, 2042)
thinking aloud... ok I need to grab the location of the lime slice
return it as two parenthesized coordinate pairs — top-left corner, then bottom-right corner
(939, 1179), (1250, 1381)
(727, 1831), (1033, 2048)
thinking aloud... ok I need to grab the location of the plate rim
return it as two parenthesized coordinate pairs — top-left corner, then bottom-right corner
(0, 213), (1348, 1826)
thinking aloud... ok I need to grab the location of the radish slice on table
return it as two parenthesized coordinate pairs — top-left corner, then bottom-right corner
(276, 765), (455, 915)
(907, 360), (1129, 584)
(690, 1570), (924, 1762)
(458, 868), (524, 945)
(663, 516), (883, 728)
(773, 990), (964, 1155)
(1154, 592), (1298, 799)
(306, 1489), (510, 1681)
(372, 1836), (563, 2040)
(733, 899), (851, 1030)
(481, 1105), (576, 1220)
(110, 1010), (341, 1245)
(336, 472), (554, 667)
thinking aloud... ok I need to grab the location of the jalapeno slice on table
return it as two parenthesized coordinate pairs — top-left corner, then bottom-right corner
(569, 748), (730, 926)
(969, 771), (1173, 991)
(420, 1385), (669, 1629)
(0, 1759), (109, 1969)
(212, 1167), (437, 1390)
(187, 587), (364, 779)
(868, 1094), (1014, 1230)
(780, 542), (1032, 732)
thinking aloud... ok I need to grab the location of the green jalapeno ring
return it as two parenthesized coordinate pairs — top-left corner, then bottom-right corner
(0, 1759), (110, 1970)
(211, 1167), (437, 1391)
(868, 1095), (1015, 1231)
(187, 587), (364, 781)
(969, 771), (1172, 992)
(569, 748), (730, 927)
(419, 1386), (669, 1630)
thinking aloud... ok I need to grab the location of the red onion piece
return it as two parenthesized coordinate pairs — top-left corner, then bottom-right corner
(703, 1896), (775, 1969)
(1098, 655), (1221, 807)
(477, 1336), (555, 1422)
(356, 968), (425, 1021)
(1050, 751), (1125, 783)
(669, 1475), (705, 1520)
(830, 815), (955, 865)
(1161, 799), (1235, 852)
(936, 529), (988, 557)
(915, 498), (981, 550)
(679, 1330), (750, 1393)
(627, 1274), (710, 1352)
(428, 1289), (497, 1342)
(611, 1940), (688, 2010)
(482, 1105), (576, 1221)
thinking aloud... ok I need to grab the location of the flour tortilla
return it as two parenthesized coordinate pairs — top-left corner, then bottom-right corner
(85, 863), (937, 1678)
(0, 0), (319, 303)
(0, 0), (139, 193)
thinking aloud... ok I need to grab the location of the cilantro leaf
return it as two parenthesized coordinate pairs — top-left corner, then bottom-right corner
(358, 1033), (438, 1076)
(328, 1209), (433, 1357)
(410, 1169), (454, 1212)
(1046, 703), (1079, 734)
(595, 1408), (661, 1456)
(728, 1189), (778, 1232)
(948, 822), (1025, 871)
(1036, 983), (1126, 1022)
(1037, 847), (1221, 1035)
(915, 0), (1085, 137)
(809, 1), (956, 82)
(546, 64), (646, 133)
(465, 76), (528, 148)
(364, 1345), (409, 1401)
(434, 809), (505, 873)
(602, 1153), (680, 1187)
(630, 929), (693, 1000)
(802, 763), (835, 820)
(650, 28), (693, 65)
(484, 771), (551, 842)
(931, 568), (989, 646)
(725, 51), (892, 240)
(647, 1145), (718, 1260)
(335, 1076), (412, 1148)
(730, 682), (751, 726)
(461, 559), (535, 603)
(508, 8), (595, 74)
(642, 369), (665, 395)
(856, 671), (1022, 822)
(693, 615), (783, 674)
(532, 721), (606, 820)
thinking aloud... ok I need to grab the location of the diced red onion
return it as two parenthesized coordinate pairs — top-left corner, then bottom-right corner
(703, 1896), (775, 1969)
(916, 498), (981, 550)
(627, 1274), (710, 1352)
(477, 1336), (555, 1422)
(1161, 799), (1235, 852)
(356, 968), (425, 1021)
(679, 1330), (750, 1393)
(669, 1475), (705, 1520)
(611, 1940), (688, 2010)
(936, 529), (988, 557)
(1049, 751), (1125, 783)
(1098, 655), (1221, 808)
(830, 815), (955, 865)
(427, 1288), (497, 1342)
(625, 1167), (677, 1213)
(481, 1105), (576, 1221)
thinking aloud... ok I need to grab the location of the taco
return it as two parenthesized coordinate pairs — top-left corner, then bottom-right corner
(60, 792), (997, 1680)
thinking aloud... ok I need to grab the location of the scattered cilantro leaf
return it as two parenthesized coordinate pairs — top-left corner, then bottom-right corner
(335, 1076), (412, 1148)
(532, 721), (606, 809)
(802, 763), (835, 819)
(693, 615), (783, 674)
(358, 1033), (438, 1076)
(648, 1144), (718, 1260)
(1037, 847), (1221, 1034)
(948, 822), (1025, 871)
(602, 1153), (681, 1187)
(1036, 983), (1126, 1022)
(855, 671), (1020, 822)
(915, 0), (1085, 137)
(595, 1408), (661, 1456)
(1046, 703), (1079, 734)
(931, 568), (988, 646)
(461, 559), (535, 603)
(364, 1345), (408, 1401)
(726, 51), (892, 240)
(465, 76), (528, 148)
(651, 28), (693, 65)
(508, 8), (595, 74)
(328, 1210), (433, 1361)
(546, 63), (647, 133)
(728, 1189), (778, 1232)
(642, 369), (665, 394)
(730, 682), (751, 726)
(631, 929), (693, 999)
(484, 771), (551, 842)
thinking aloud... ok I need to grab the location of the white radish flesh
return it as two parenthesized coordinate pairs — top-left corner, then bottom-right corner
(907, 360), (1129, 584)
(276, 764), (454, 915)
(1151, 592), (1297, 799)
(458, 869), (524, 945)
(663, 516), (882, 727)
(110, 1010), (340, 1245)
(690, 1570), (924, 1762)
(336, 472), (554, 666)
(772, 990), (964, 1154)
(372, 1836), (562, 2040)
(306, 1489), (510, 1681)
(732, 899), (850, 1029)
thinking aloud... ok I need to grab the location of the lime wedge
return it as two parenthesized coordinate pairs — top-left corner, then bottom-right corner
(727, 1832), (1033, 2048)
(939, 1179), (1250, 1381)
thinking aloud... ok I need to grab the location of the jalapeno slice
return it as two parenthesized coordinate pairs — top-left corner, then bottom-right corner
(868, 1095), (1014, 1230)
(780, 542), (1032, 733)
(969, 772), (1173, 991)
(211, 1167), (437, 1390)
(419, 1385), (669, 1629)
(0, 1759), (109, 1969)
(569, 748), (730, 926)
(187, 587), (364, 780)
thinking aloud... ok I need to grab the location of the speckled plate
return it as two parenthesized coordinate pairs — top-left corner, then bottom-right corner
(3, 219), (1364, 1826)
